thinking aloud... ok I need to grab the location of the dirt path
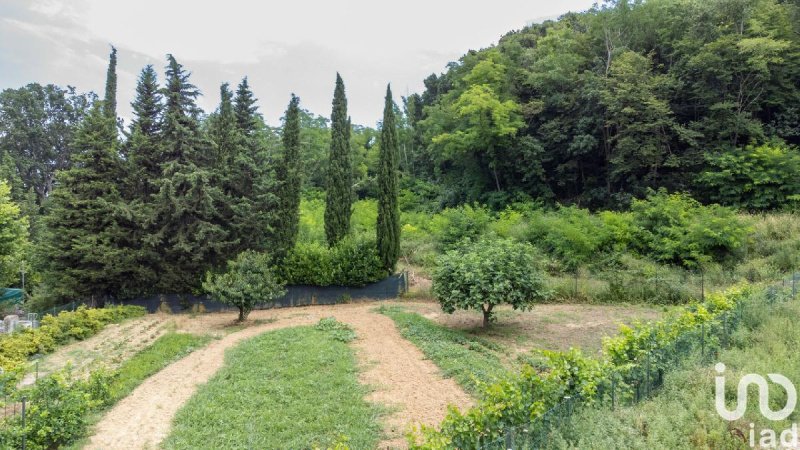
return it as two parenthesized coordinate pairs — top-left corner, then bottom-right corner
(84, 303), (472, 450)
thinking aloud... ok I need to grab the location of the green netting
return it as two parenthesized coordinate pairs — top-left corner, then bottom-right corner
(0, 288), (23, 305)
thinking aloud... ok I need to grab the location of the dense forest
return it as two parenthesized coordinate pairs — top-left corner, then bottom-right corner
(0, 0), (798, 307)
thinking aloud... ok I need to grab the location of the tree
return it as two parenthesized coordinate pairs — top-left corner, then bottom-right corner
(376, 85), (400, 272)
(37, 104), (140, 302)
(324, 73), (353, 246)
(233, 77), (260, 136)
(202, 250), (285, 321)
(0, 84), (92, 205)
(432, 239), (548, 327)
(103, 46), (118, 121)
(126, 65), (163, 198)
(0, 181), (29, 287)
(273, 94), (302, 259)
(149, 55), (227, 292)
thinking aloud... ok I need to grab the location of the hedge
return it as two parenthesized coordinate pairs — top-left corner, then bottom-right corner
(280, 236), (388, 287)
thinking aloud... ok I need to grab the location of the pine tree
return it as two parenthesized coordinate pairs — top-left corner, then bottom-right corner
(377, 85), (400, 272)
(273, 94), (302, 259)
(233, 77), (259, 135)
(38, 104), (138, 303)
(150, 55), (228, 292)
(126, 65), (163, 198)
(226, 80), (276, 255)
(103, 46), (118, 120)
(324, 73), (352, 246)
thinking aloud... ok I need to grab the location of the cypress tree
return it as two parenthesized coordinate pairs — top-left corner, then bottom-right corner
(273, 94), (302, 259)
(103, 46), (118, 120)
(377, 85), (400, 272)
(324, 73), (352, 246)
(150, 55), (228, 292)
(38, 104), (138, 303)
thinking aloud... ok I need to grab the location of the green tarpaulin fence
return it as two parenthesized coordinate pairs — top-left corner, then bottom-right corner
(0, 288), (23, 305)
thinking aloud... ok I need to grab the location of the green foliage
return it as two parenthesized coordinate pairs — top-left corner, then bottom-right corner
(377, 85), (401, 272)
(102, 46), (117, 120)
(432, 204), (493, 250)
(164, 326), (382, 450)
(203, 250), (285, 321)
(432, 238), (549, 327)
(630, 191), (750, 267)
(324, 73), (353, 246)
(273, 94), (303, 260)
(700, 142), (800, 210)
(280, 236), (387, 287)
(0, 305), (144, 381)
(380, 306), (506, 395)
(409, 285), (756, 449)
(313, 317), (356, 343)
(0, 181), (29, 286)
(525, 206), (608, 272)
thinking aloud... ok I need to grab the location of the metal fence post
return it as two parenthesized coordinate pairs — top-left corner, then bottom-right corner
(700, 323), (705, 360)
(792, 272), (797, 299)
(21, 396), (26, 450)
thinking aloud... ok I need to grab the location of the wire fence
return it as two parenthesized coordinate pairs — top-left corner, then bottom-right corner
(478, 272), (799, 449)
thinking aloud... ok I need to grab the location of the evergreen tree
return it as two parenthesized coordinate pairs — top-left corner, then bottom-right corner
(38, 104), (140, 303)
(150, 55), (227, 292)
(103, 46), (118, 120)
(233, 77), (259, 135)
(377, 85), (400, 272)
(126, 65), (163, 198)
(273, 94), (302, 259)
(324, 73), (352, 246)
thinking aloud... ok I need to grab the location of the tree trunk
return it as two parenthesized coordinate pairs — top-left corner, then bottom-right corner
(238, 307), (246, 322)
(482, 304), (494, 328)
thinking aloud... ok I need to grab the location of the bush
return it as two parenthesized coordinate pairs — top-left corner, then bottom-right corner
(630, 190), (750, 268)
(432, 238), (549, 327)
(0, 305), (145, 380)
(431, 204), (493, 250)
(281, 236), (387, 287)
(525, 206), (609, 272)
(203, 251), (286, 321)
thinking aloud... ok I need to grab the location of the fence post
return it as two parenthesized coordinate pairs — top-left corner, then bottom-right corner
(21, 396), (26, 450)
(700, 323), (705, 360)
(700, 271), (705, 302)
(792, 272), (797, 299)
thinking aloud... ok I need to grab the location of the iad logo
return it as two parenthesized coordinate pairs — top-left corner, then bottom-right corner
(715, 362), (798, 448)
(715, 363), (797, 421)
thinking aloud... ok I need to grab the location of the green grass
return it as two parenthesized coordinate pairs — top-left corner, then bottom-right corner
(108, 332), (212, 401)
(378, 305), (509, 396)
(547, 294), (800, 449)
(163, 323), (382, 450)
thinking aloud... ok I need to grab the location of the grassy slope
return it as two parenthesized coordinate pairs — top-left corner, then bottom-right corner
(378, 305), (509, 396)
(163, 325), (382, 450)
(548, 297), (800, 449)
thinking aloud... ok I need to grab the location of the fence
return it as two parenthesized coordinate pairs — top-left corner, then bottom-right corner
(478, 272), (799, 449)
(122, 272), (409, 314)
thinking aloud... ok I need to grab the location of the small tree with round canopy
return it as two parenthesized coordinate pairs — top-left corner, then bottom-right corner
(432, 238), (548, 327)
(202, 251), (285, 321)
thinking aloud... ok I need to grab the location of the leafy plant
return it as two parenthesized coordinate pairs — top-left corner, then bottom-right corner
(432, 238), (549, 327)
(203, 250), (285, 321)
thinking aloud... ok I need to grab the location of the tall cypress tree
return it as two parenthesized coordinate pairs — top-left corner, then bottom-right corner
(273, 94), (302, 259)
(150, 55), (227, 292)
(103, 46), (118, 120)
(38, 104), (138, 303)
(324, 73), (352, 246)
(377, 85), (400, 272)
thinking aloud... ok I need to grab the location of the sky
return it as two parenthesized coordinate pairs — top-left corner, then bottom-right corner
(0, 0), (597, 127)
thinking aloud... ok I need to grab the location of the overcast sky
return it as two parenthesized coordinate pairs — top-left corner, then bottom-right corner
(0, 0), (597, 127)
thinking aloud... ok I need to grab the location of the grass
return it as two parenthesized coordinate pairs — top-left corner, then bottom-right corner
(163, 322), (382, 450)
(546, 292), (800, 449)
(108, 331), (212, 401)
(378, 305), (509, 396)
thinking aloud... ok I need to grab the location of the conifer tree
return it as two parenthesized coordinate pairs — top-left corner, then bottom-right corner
(324, 73), (352, 246)
(126, 65), (163, 198)
(150, 55), (227, 292)
(233, 77), (259, 135)
(38, 104), (139, 302)
(273, 94), (302, 259)
(377, 85), (400, 272)
(103, 46), (118, 120)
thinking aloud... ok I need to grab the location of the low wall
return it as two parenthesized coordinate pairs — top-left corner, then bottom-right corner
(123, 272), (408, 314)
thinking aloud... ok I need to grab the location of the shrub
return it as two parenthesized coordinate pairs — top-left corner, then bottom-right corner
(525, 206), (608, 272)
(431, 204), (493, 250)
(630, 190), (750, 268)
(432, 238), (549, 327)
(203, 251), (286, 321)
(281, 236), (387, 287)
